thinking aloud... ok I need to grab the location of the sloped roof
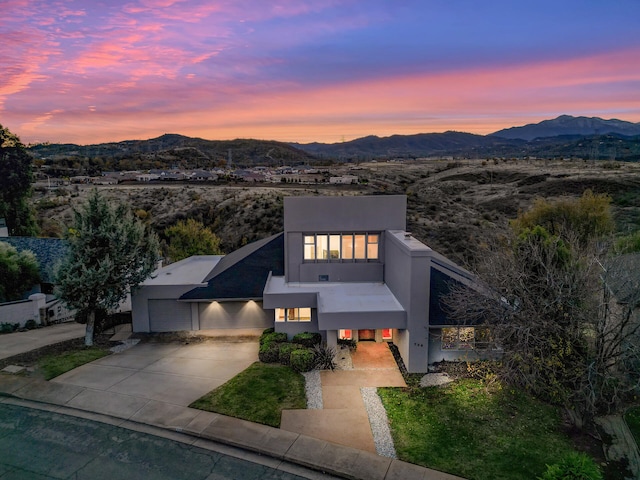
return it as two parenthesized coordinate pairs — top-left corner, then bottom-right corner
(428, 265), (469, 326)
(604, 253), (640, 306)
(180, 233), (284, 301)
(1, 237), (69, 283)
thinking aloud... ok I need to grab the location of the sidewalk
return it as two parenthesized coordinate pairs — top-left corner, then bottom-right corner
(0, 373), (463, 480)
(0, 322), (85, 360)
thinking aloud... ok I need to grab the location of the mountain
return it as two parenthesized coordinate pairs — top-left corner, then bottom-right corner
(490, 115), (640, 141)
(293, 131), (525, 159)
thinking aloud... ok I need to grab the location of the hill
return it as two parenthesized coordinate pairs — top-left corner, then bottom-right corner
(490, 115), (640, 141)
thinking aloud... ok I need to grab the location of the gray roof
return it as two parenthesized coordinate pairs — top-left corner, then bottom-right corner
(605, 253), (640, 306)
(1, 237), (69, 283)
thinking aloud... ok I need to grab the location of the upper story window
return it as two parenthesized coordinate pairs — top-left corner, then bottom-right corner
(303, 233), (380, 261)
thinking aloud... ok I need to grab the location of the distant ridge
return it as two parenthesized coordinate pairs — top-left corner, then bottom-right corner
(490, 115), (640, 141)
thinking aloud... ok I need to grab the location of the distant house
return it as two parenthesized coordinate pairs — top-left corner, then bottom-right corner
(329, 175), (358, 184)
(132, 195), (491, 373)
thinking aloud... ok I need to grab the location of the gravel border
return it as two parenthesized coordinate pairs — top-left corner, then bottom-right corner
(361, 387), (397, 458)
(303, 370), (323, 409)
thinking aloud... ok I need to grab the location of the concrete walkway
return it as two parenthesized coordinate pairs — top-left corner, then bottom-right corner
(281, 343), (407, 453)
(0, 322), (85, 360)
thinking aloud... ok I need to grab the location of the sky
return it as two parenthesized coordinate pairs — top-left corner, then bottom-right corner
(2, 0), (640, 145)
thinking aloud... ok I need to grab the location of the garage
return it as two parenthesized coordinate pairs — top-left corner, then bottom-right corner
(148, 300), (191, 332)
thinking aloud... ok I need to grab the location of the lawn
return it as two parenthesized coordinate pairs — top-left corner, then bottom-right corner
(378, 379), (580, 480)
(624, 406), (640, 447)
(37, 347), (110, 380)
(189, 362), (306, 427)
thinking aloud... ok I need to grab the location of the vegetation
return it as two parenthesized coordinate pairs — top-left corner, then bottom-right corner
(378, 379), (583, 480)
(37, 347), (110, 380)
(164, 218), (223, 262)
(624, 406), (640, 447)
(0, 241), (40, 302)
(189, 362), (306, 427)
(0, 124), (38, 235)
(539, 452), (603, 480)
(446, 191), (640, 427)
(258, 328), (335, 372)
(55, 190), (160, 346)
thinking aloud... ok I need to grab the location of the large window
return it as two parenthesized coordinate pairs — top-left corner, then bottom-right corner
(275, 308), (312, 322)
(303, 233), (380, 261)
(441, 327), (492, 350)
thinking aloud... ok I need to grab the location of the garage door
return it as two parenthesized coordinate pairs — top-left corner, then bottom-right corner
(148, 300), (191, 332)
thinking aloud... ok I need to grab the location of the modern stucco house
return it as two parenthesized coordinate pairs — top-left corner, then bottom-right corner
(132, 195), (487, 373)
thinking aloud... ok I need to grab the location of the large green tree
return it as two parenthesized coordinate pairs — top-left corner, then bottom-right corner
(0, 241), (40, 302)
(447, 191), (640, 427)
(0, 125), (38, 236)
(165, 218), (222, 262)
(55, 190), (160, 345)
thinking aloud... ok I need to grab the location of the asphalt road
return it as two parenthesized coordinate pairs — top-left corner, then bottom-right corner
(0, 404), (324, 479)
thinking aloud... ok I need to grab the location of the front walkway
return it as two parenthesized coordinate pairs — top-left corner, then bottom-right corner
(280, 342), (406, 453)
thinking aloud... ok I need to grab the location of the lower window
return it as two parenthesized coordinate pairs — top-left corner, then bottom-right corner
(339, 329), (352, 340)
(382, 328), (392, 340)
(441, 327), (492, 350)
(275, 307), (312, 322)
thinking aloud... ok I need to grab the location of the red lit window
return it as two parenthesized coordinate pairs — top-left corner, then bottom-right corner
(382, 329), (392, 340)
(339, 329), (352, 340)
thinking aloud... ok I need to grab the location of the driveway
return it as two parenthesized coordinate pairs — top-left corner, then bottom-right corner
(52, 340), (258, 418)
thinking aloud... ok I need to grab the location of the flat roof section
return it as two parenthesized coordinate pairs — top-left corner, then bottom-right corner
(264, 276), (405, 315)
(142, 256), (223, 286)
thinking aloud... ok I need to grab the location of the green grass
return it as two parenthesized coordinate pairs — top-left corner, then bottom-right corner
(624, 406), (640, 447)
(37, 347), (110, 380)
(189, 362), (306, 427)
(378, 379), (579, 480)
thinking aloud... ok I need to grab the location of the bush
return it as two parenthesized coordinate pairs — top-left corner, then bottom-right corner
(337, 338), (357, 350)
(278, 343), (303, 366)
(292, 332), (322, 348)
(0, 322), (19, 334)
(258, 342), (280, 363)
(260, 331), (288, 346)
(290, 348), (316, 372)
(24, 319), (37, 330)
(539, 452), (603, 480)
(313, 343), (337, 370)
(260, 327), (274, 342)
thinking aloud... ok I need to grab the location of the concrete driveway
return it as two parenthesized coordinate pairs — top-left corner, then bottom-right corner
(52, 340), (258, 418)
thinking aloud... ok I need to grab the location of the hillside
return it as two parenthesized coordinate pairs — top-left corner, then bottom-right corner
(31, 158), (640, 268)
(491, 115), (640, 141)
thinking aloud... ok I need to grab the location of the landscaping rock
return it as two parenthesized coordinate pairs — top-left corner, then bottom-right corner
(419, 372), (453, 387)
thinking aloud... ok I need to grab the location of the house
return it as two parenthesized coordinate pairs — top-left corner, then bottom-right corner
(329, 175), (358, 184)
(131, 195), (484, 373)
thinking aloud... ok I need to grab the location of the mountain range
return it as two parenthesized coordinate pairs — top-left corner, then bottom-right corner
(28, 115), (640, 167)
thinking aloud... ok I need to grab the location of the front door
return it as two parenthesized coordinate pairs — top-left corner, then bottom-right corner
(358, 329), (376, 341)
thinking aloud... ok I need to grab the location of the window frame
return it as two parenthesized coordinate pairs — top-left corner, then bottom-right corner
(303, 232), (380, 262)
(275, 307), (312, 322)
(441, 327), (493, 351)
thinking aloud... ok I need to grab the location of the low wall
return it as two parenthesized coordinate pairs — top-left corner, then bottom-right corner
(0, 300), (36, 327)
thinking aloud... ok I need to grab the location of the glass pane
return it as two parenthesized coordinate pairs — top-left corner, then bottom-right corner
(316, 235), (329, 260)
(287, 308), (297, 322)
(342, 235), (353, 259)
(329, 235), (341, 259)
(304, 236), (315, 260)
(475, 327), (491, 350)
(339, 329), (352, 340)
(275, 309), (285, 322)
(299, 308), (311, 321)
(354, 234), (366, 259)
(441, 328), (457, 350)
(382, 328), (392, 339)
(458, 327), (475, 349)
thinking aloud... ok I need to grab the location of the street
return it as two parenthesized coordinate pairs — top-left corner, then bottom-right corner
(0, 404), (329, 479)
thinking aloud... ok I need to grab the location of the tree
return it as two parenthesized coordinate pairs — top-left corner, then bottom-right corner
(165, 218), (222, 262)
(446, 192), (640, 427)
(55, 190), (160, 346)
(0, 125), (38, 236)
(0, 242), (40, 302)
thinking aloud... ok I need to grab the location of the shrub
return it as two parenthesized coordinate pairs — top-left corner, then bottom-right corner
(292, 332), (322, 348)
(539, 452), (602, 480)
(0, 322), (19, 334)
(24, 319), (37, 330)
(258, 342), (280, 363)
(260, 331), (288, 346)
(278, 343), (303, 366)
(260, 327), (274, 342)
(313, 343), (337, 371)
(337, 338), (357, 351)
(290, 348), (316, 373)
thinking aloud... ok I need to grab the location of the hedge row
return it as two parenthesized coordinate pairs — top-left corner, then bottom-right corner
(258, 328), (334, 372)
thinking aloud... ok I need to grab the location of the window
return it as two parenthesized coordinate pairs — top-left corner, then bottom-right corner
(303, 233), (379, 261)
(275, 308), (312, 322)
(382, 328), (392, 340)
(441, 327), (493, 350)
(339, 329), (352, 340)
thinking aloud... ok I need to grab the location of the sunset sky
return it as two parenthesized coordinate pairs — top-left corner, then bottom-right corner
(2, 0), (640, 145)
